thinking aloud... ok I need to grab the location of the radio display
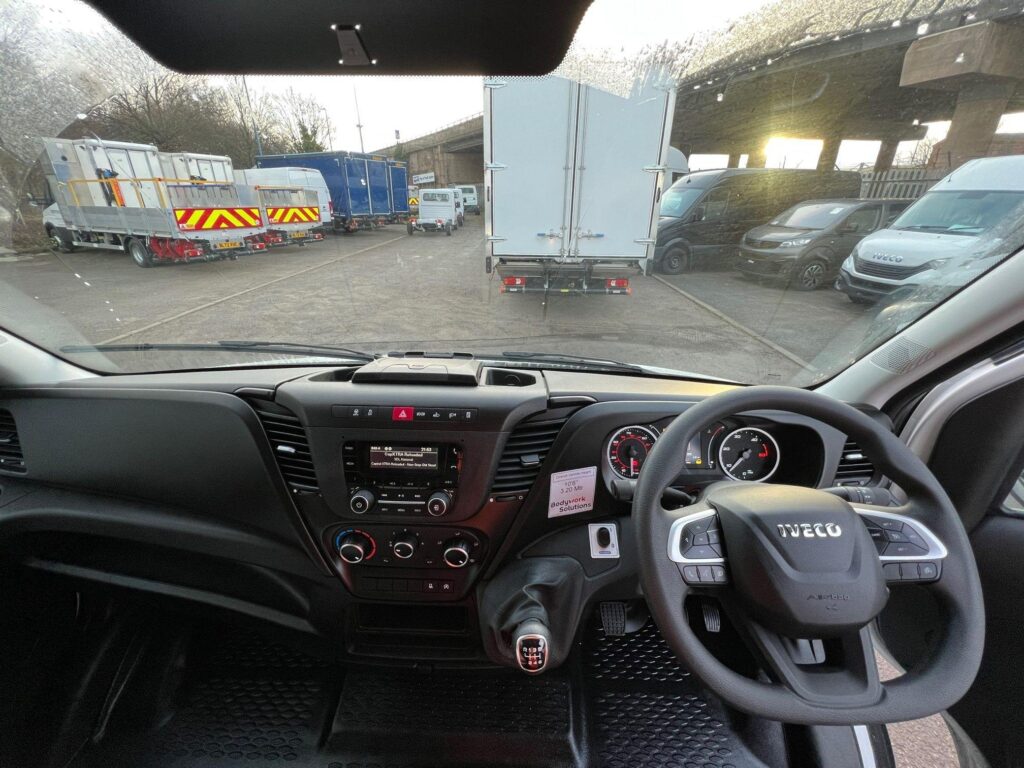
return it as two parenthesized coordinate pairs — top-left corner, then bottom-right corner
(368, 444), (439, 472)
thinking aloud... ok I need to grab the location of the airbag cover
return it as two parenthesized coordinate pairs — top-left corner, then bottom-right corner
(709, 483), (887, 636)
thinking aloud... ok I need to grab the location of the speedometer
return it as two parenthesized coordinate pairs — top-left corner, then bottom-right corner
(718, 427), (780, 482)
(607, 425), (659, 479)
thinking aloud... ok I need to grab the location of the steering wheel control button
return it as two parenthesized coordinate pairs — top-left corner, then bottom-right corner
(883, 560), (941, 583)
(681, 564), (729, 585)
(884, 541), (929, 557)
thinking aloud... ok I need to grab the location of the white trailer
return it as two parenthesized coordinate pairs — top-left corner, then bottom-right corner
(407, 189), (456, 235)
(42, 138), (266, 267)
(234, 167), (329, 247)
(483, 75), (676, 295)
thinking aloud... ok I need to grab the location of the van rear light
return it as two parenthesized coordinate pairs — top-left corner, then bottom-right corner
(313, 232), (323, 240)
(251, 242), (267, 251)
(503, 276), (526, 286)
(606, 278), (630, 289)
(184, 247), (203, 258)
(328, 201), (334, 214)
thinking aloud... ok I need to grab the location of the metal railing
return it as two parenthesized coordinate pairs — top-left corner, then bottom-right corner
(860, 168), (945, 200)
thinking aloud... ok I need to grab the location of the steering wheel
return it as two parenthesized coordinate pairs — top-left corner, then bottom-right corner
(634, 386), (985, 725)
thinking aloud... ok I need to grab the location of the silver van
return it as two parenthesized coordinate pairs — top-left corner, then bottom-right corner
(837, 156), (1024, 302)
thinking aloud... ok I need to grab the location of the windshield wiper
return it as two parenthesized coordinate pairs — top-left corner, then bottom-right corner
(495, 351), (738, 384)
(60, 340), (377, 362)
(499, 350), (645, 372)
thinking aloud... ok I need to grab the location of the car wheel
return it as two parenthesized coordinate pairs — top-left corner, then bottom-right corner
(46, 225), (75, 253)
(660, 245), (690, 275)
(792, 257), (829, 291)
(127, 238), (153, 268)
(445, 224), (452, 236)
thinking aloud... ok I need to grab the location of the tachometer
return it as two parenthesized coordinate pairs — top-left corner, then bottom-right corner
(718, 427), (780, 482)
(607, 425), (659, 479)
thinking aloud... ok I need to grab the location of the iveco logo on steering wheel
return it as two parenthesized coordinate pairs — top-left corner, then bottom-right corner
(776, 522), (843, 538)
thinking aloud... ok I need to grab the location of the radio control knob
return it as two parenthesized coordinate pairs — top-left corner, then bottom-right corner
(350, 488), (375, 514)
(392, 533), (418, 560)
(442, 538), (472, 568)
(427, 490), (452, 517)
(337, 531), (374, 564)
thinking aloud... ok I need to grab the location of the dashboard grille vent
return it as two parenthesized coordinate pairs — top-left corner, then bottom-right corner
(491, 409), (576, 495)
(0, 409), (26, 474)
(835, 440), (875, 484)
(248, 400), (319, 494)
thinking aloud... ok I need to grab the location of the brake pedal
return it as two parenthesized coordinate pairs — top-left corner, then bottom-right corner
(599, 602), (627, 636)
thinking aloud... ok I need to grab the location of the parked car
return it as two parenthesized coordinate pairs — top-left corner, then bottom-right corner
(837, 155), (1024, 303)
(407, 188), (457, 235)
(654, 168), (862, 273)
(454, 184), (480, 214)
(735, 198), (911, 290)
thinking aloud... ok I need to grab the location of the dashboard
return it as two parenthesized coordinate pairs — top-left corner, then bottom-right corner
(0, 358), (880, 665)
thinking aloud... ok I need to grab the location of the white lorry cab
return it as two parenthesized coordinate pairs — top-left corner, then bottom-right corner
(454, 184), (480, 214)
(407, 189), (457, 235)
(837, 155), (1024, 303)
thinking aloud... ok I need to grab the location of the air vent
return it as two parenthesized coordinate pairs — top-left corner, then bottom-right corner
(0, 409), (26, 474)
(248, 400), (319, 494)
(491, 409), (575, 495)
(835, 440), (875, 484)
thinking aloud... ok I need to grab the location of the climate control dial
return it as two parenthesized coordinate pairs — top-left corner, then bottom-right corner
(392, 532), (418, 560)
(336, 530), (376, 564)
(442, 538), (472, 568)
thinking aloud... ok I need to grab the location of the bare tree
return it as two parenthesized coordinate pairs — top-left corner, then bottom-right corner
(275, 88), (332, 154)
(894, 137), (937, 168)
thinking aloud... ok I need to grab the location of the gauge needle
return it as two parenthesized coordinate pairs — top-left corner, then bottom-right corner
(631, 457), (638, 476)
(730, 448), (752, 471)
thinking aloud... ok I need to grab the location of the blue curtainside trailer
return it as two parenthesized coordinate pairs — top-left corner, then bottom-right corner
(387, 161), (410, 222)
(257, 150), (393, 231)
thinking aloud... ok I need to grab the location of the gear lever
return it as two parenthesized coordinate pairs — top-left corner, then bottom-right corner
(513, 619), (551, 674)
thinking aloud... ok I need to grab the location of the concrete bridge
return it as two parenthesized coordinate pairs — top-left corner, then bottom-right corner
(377, 0), (1024, 183)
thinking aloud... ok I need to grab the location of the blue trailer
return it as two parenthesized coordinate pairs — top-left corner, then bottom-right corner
(256, 151), (391, 232)
(387, 161), (410, 222)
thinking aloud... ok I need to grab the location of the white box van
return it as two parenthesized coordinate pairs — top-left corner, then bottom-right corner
(837, 156), (1024, 302)
(450, 187), (465, 227)
(455, 184), (480, 214)
(408, 189), (457, 235)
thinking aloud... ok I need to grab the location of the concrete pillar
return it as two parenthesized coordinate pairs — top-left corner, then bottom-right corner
(817, 135), (842, 170)
(935, 81), (1015, 169)
(874, 138), (900, 173)
(746, 147), (767, 168)
(727, 153), (742, 168)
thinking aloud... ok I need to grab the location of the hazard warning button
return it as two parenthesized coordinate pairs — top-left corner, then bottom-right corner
(392, 406), (415, 422)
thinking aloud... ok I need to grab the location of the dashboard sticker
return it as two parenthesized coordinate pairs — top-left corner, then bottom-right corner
(548, 466), (597, 518)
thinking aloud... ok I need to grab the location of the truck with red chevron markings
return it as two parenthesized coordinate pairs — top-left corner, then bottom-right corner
(41, 137), (268, 267)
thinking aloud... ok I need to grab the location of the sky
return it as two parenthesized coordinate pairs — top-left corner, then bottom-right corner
(33, 0), (1024, 164)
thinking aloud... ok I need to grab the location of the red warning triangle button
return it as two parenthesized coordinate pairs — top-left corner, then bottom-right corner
(392, 406), (414, 422)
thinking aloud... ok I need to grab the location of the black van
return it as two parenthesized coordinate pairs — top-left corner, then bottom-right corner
(654, 168), (863, 273)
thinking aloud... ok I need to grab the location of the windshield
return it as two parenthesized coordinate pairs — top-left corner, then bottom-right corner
(659, 187), (705, 218)
(3, 0), (1024, 387)
(893, 191), (1024, 236)
(771, 202), (857, 230)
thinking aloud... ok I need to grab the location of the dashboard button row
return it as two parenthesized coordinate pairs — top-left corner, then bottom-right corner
(331, 405), (477, 423)
(362, 576), (455, 594)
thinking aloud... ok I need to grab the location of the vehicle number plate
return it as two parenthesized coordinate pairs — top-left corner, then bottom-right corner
(289, 231), (306, 239)
(214, 240), (241, 250)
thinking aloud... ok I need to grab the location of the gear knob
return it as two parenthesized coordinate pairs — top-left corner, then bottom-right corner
(513, 619), (550, 674)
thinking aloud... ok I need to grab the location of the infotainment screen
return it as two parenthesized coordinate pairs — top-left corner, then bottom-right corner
(368, 445), (439, 472)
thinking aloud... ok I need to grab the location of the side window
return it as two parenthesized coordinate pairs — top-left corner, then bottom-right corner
(697, 187), (732, 221)
(842, 205), (882, 233)
(884, 202), (909, 226)
(1004, 470), (1024, 515)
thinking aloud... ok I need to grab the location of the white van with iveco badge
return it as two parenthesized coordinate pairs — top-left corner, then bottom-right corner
(455, 185), (480, 214)
(837, 155), (1024, 302)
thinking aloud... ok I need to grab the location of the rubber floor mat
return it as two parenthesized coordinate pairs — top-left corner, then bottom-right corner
(582, 619), (771, 768)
